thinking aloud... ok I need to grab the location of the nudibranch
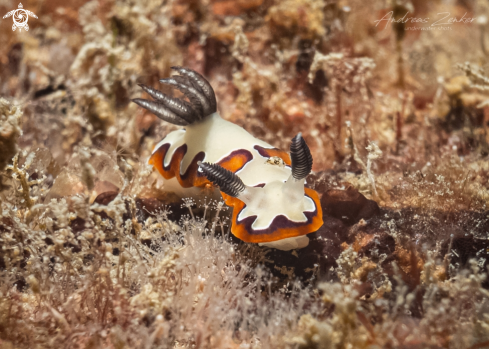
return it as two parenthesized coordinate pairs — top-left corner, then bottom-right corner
(133, 67), (323, 250)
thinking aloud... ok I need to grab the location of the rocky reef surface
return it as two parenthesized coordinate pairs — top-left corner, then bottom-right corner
(2, 0), (489, 348)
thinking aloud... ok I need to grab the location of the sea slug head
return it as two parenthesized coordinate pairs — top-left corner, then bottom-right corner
(198, 133), (323, 247)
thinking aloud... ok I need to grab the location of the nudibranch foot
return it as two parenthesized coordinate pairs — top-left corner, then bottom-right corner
(259, 235), (310, 251)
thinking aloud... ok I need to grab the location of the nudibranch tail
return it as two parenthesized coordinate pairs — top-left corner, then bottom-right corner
(198, 161), (245, 197)
(290, 133), (313, 180)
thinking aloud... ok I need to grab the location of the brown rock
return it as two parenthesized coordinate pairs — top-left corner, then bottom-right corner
(321, 186), (380, 225)
(94, 191), (119, 205)
(212, 0), (264, 16)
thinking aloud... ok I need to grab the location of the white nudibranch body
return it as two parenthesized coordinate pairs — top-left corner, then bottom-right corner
(134, 67), (323, 250)
(237, 176), (315, 230)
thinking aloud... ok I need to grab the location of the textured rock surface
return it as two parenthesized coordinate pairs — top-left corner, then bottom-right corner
(1, 0), (489, 348)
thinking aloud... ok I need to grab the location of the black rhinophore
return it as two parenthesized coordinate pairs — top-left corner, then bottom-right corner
(290, 133), (313, 180)
(133, 67), (217, 125)
(198, 162), (245, 197)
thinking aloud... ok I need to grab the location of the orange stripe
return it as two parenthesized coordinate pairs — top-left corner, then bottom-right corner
(217, 149), (253, 173)
(254, 145), (291, 165)
(149, 145), (253, 188)
(149, 144), (208, 188)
